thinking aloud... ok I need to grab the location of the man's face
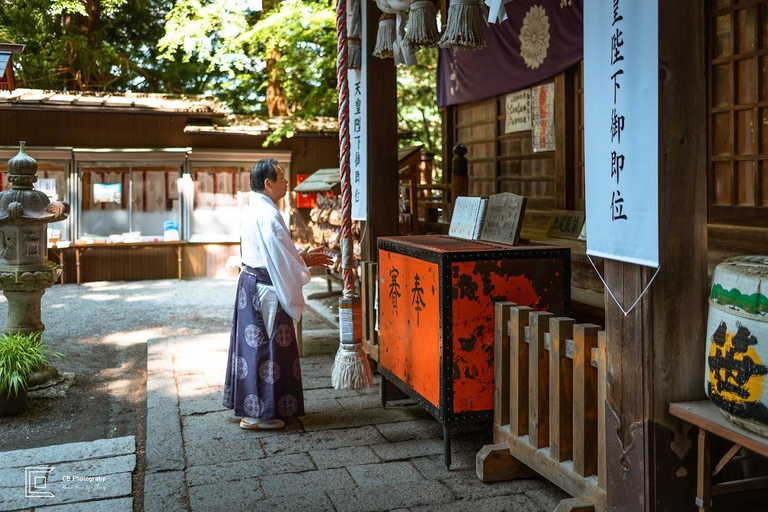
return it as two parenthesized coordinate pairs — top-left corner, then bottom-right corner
(268, 165), (288, 199)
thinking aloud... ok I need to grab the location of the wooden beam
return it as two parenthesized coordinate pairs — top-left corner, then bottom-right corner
(553, 497), (596, 512)
(494, 423), (606, 511)
(573, 324), (600, 478)
(604, 0), (708, 509)
(494, 302), (514, 426)
(476, 443), (536, 482)
(529, 312), (553, 449)
(550, 317), (575, 463)
(361, 0), (398, 262)
(510, 305), (532, 437)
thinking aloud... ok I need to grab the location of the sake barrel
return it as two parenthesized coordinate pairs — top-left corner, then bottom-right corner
(705, 255), (768, 436)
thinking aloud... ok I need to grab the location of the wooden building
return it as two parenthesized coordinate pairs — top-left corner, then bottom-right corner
(0, 89), (339, 282)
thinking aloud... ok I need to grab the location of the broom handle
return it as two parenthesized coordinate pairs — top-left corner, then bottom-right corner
(337, 0), (355, 297)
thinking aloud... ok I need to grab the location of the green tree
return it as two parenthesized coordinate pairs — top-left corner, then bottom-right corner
(0, 0), (215, 92)
(159, 0), (337, 118)
(397, 47), (442, 176)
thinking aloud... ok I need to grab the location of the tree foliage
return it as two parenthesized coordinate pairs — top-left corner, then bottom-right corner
(0, 0), (441, 160)
(159, 0), (337, 118)
(397, 47), (442, 174)
(0, 0), (212, 92)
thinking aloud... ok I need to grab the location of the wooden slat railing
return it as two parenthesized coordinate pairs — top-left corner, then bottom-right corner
(481, 302), (607, 511)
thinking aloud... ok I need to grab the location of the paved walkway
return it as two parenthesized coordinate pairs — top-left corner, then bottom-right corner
(142, 279), (567, 511)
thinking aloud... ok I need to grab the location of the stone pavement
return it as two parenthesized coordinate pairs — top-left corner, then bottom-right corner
(0, 437), (135, 511)
(142, 279), (569, 511)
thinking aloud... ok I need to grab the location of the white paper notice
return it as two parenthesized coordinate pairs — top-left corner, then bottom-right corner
(505, 90), (532, 134)
(449, 196), (483, 240)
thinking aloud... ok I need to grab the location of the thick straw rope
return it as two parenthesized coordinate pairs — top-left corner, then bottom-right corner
(336, 0), (354, 298)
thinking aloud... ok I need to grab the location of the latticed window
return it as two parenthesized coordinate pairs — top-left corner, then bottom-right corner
(710, 0), (768, 225)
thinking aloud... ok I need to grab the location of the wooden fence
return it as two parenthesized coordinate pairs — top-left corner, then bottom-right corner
(479, 302), (608, 511)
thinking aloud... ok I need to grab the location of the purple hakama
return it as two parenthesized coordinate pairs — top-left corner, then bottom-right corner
(222, 266), (305, 419)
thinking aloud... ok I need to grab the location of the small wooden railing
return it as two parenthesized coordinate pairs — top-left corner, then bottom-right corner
(480, 302), (608, 511)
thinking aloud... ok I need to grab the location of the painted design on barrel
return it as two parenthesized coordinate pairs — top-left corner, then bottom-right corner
(710, 284), (768, 316)
(708, 320), (768, 423)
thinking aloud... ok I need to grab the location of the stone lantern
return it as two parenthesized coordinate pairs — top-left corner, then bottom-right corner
(0, 142), (69, 334)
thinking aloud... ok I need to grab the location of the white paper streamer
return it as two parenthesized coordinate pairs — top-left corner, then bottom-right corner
(393, 12), (418, 66)
(484, 0), (511, 24)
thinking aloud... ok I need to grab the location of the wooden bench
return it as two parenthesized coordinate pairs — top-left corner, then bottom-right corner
(670, 400), (768, 511)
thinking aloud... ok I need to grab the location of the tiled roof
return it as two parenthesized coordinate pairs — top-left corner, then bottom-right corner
(184, 114), (339, 136)
(0, 88), (225, 115)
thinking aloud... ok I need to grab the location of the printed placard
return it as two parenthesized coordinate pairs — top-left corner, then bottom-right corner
(531, 83), (555, 152)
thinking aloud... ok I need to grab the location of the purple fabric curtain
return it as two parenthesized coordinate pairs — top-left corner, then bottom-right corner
(437, 0), (583, 107)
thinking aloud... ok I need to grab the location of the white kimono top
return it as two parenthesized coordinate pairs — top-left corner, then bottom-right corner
(241, 192), (311, 327)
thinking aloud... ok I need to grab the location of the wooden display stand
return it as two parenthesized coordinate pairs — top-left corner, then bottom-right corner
(670, 401), (768, 511)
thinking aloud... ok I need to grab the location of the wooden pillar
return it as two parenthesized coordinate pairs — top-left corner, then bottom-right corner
(604, 1), (707, 510)
(361, 0), (398, 263)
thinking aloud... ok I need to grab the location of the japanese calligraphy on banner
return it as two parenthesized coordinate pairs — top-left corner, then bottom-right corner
(584, 0), (659, 267)
(505, 90), (531, 133)
(350, 67), (368, 220)
(531, 83), (555, 152)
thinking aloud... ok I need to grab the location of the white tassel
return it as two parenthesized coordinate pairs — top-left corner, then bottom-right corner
(373, 13), (397, 59)
(348, 0), (363, 69)
(438, 0), (486, 50)
(349, 39), (363, 69)
(405, 0), (440, 48)
(331, 343), (374, 390)
(332, 296), (373, 390)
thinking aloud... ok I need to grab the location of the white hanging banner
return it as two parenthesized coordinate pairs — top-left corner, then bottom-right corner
(584, 0), (659, 267)
(350, 65), (368, 221)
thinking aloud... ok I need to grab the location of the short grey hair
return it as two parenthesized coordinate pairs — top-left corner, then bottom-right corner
(249, 158), (279, 192)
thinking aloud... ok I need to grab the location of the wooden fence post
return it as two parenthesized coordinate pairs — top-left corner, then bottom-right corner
(510, 305), (532, 437)
(573, 324), (600, 477)
(550, 317), (575, 463)
(529, 311), (553, 448)
(494, 302), (515, 426)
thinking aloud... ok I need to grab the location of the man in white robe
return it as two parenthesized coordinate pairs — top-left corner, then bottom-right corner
(222, 158), (331, 429)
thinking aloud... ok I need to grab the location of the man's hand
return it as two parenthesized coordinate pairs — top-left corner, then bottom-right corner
(302, 247), (333, 268)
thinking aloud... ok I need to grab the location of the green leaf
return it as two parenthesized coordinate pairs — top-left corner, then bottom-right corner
(0, 332), (64, 396)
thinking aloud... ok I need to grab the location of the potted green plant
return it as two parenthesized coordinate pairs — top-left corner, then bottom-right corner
(0, 332), (62, 416)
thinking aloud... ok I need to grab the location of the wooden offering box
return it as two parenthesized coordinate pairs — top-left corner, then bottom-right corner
(377, 235), (570, 466)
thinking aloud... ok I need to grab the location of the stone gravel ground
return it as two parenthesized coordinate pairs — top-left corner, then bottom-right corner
(0, 277), (239, 451)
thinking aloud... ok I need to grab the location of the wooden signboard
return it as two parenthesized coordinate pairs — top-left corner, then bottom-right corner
(547, 210), (586, 240)
(480, 193), (527, 246)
